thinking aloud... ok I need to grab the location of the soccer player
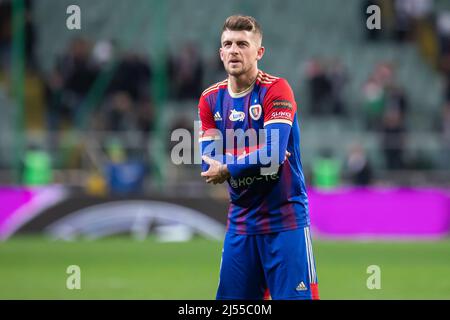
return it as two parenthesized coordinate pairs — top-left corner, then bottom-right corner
(198, 15), (319, 300)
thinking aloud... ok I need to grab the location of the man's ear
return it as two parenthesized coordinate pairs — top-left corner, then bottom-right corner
(219, 47), (224, 62)
(256, 46), (265, 61)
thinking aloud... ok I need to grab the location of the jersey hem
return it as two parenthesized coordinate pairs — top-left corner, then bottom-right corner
(216, 295), (264, 300)
(226, 222), (310, 235)
(271, 294), (316, 300)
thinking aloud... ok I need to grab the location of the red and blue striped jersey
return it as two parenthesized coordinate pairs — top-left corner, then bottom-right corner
(198, 70), (309, 234)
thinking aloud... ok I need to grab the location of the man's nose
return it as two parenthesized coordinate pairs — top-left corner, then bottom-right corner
(230, 43), (239, 53)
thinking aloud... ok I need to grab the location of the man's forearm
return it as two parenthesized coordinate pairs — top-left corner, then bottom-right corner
(226, 123), (291, 179)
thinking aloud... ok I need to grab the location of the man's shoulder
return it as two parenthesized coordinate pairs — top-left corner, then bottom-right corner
(257, 70), (291, 90)
(201, 79), (228, 98)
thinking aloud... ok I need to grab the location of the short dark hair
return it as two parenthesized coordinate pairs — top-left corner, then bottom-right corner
(222, 15), (263, 40)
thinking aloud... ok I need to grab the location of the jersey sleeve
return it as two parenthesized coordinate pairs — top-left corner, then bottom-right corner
(262, 78), (297, 127)
(198, 94), (225, 172)
(198, 95), (220, 142)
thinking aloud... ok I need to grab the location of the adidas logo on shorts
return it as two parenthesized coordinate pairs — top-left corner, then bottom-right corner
(296, 281), (308, 291)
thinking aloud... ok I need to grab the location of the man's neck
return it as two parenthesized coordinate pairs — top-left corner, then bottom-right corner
(228, 68), (259, 94)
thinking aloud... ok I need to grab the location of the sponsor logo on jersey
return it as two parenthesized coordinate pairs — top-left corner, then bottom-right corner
(249, 104), (262, 121)
(270, 111), (292, 120)
(272, 100), (293, 110)
(229, 109), (245, 122)
(229, 173), (279, 188)
(214, 111), (222, 121)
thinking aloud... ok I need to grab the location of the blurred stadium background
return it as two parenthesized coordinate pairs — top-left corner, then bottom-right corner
(0, 0), (450, 299)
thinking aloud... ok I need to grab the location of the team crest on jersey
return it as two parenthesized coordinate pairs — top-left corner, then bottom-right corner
(249, 104), (262, 121)
(229, 109), (245, 122)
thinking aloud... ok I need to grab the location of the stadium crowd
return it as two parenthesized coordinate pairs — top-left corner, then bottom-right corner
(1, 0), (450, 190)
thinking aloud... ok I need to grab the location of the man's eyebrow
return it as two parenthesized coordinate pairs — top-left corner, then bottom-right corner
(222, 39), (250, 44)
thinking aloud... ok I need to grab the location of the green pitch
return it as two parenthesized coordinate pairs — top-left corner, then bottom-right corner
(1, 236), (449, 299)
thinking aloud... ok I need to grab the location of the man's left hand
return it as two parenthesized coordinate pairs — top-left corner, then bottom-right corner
(201, 156), (230, 184)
